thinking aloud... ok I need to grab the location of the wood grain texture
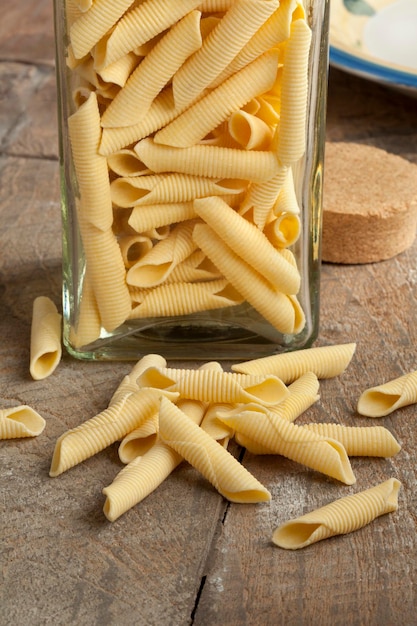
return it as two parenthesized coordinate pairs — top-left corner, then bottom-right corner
(1, 1), (417, 623)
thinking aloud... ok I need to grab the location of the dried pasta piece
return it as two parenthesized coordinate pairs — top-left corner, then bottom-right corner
(101, 11), (202, 128)
(172, 0), (279, 109)
(272, 478), (401, 549)
(198, 0), (235, 9)
(273, 167), (300, 215)
(126, 220), (198, 288)
(128, 279), (243, 318)
(357, 370), (417, 417)
(228, 110), (273, 151)
(134, 138), (281, 182)
(109, 353), (167, 406)
(193, 223), (301, 334)
(118, 413), (159, 463)
(154, 50), (279, 148)
(0, 406), (46, 439)
(158, 397), (271, 503)
(217, 406), (356, 484)
(276, 18), (312, 165)
(303, 423), (401, 458)
(96, 0), (202, 69)
(200, 403), (235, 448)
(70, 0), (136, 59)
(239, 166), (288, 230)
(30, 296), (62, 380)
(107, 150), (151, 177)
(68, 92), (113, 231)
(193, 196), (300, 294)
(264, 212), (301, 247)
(49, 387), (178, 477)
(69, 272), (102, 349)
(97, 51), (139, 87)
(128, 202), (197, 233)
(118, 234), (153, 268)
(232, 343), (357, 382)
(137, 366), (289, 406)
(165, 251), (222, 284)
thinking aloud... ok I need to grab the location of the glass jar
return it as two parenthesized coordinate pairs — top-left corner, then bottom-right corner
(54, 0), (329, 361)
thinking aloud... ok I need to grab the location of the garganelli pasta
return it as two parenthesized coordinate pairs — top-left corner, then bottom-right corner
(357, 370), (417, 417)
(30, 296), (62, 380)
(0, 406), (46, 439)
(303, 423), (401, 457)
(272, 478), (401, 549)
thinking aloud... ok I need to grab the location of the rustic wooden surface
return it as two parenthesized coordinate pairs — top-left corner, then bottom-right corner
(1, 2), (417, 625)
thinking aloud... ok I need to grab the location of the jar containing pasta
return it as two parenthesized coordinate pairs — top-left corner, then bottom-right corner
(54, 0), (329, 360)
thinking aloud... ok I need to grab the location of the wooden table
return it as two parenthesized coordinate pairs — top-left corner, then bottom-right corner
(1, 3), (417, 625)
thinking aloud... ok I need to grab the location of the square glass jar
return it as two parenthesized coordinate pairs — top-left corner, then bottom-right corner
(54, 0), (329, 361)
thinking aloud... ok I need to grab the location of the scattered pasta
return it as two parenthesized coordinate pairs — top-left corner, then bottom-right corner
(0, 406), (46, 439)
(30, 296), (62, 380)
(357, 370), (417, 417)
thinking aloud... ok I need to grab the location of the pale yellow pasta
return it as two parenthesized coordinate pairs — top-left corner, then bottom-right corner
(172, 0), (279, 109)
(276, 18), (312, 165)
(158, 397), (271, 503)
(210, 0), (299, 87)
(273, 167), (300, 215)
(97, 52), (140, 88)
(79, 219), (132, 331)
(101, 11), (202, 128)
(194, 196), (300, 294)
(111, 174), (245, 208)
(29, 296), (62, 380)
(95, 0), (202, 69)
(68, 92), (113, 231)
(198, 0), (235, 10)
(74, 0), (94, 13)
(303, 423), (401, 458)
(70, 0), (136, 59)
(232, 343), (357, 382)
(118, 413), (159, 463)
(217, 407), (355, 484)
(0, 406), (46, 439)
(128, 202), (197, 233)
(128, 279), (243, 318)
(264, 212), (301, 247)
(154, 50), (279, 148)
(137, 366), (289, 406)
(134, 138), (281, 182)
(165, 251), (222, 284)
(118, 234), (153, 268)
(272, 478), (401, 549)
(193, 223), (300, 334)
(49, 387), (179, 477)
(254, 95), (281, 125)
(108, 353), (167, 406)
(200, 403), (235, 447)
(69, 272), (102, 349)
(357, 370), (417, 417)
(65, 0), (83, 27)
(126, 220), (198, 288)
(228, 110), (273, 151)
(107, 149), (151, 177)
(239, 166), (288, 229)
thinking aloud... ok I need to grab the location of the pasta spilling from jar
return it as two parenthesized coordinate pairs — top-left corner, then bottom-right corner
(63, 0), (313, 348)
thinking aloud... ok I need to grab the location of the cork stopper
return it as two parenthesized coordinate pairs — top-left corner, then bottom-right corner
(322, 142), (417, 264)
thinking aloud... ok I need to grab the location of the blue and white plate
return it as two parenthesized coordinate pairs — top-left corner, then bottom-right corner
(329, 0), (417, 95)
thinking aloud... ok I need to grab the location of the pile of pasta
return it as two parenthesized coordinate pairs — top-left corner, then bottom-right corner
(48, 342), (403, 548)
(64, 0), (312, 348)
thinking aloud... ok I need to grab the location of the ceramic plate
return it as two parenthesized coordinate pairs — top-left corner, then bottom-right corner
(329, 0), (417, 95)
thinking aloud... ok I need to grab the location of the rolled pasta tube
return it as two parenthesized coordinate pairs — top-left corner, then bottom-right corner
(128, 202), (197, 233)
(276, 19), (312, 165)
(232, 343), (357, 382)
(239, 166), (288, 229)
(272, 478), (401, 549)
(303, 423), (401, 457)
(69, 272), (102, 349)
(118, 413), (159, 463)
(217, 407), (356, 484)
(134, 138), (281, 182)
(172, 0), (279, 109)
(118, 234), (153, 268)
(158, 397), (271, 503)
(228, 110), (274, 151)
(95, 0), (202, 69)
(126, 220), (198, 288)
(357, 370), (417, 417)
(108, 353), (167, 406)
(137, 366), (289, 406)
(165, 252), (222, 284)
(49, 387), (178, 477)
(0, 406), (46, 439)
(273, 167), (300, 215)
(198, 0), (235, 9)
(101, 11), (202, 128)
(193, 223), (300, 334)
(193, 196), (300, 294)
(107, 149), (151, 177)
(154, 50), (279, 148)
(200, 403), (236, 447)
(30, 296), (62, 380)
(68, 92), (113, 231)
(128, 279), (244, 319)
(264, 212), (301, 247)
(97, 51), (140, 87)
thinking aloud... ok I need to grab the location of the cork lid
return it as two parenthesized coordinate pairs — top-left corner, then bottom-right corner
(322, 142), (417, 264)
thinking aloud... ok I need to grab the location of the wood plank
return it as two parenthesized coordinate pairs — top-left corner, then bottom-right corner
(0, 0), (55, 65)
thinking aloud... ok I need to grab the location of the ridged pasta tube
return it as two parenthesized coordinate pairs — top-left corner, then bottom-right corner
(357, 370), (417, 417)
(303, 423), (401, 457)
(217, 407), (356, 484)
(30, 296), (62, 380)
(232, 343), (357, 382)
(0, 406), (46, 439)
(272, 478), (401, 549)
(158, 397), (271, 503)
